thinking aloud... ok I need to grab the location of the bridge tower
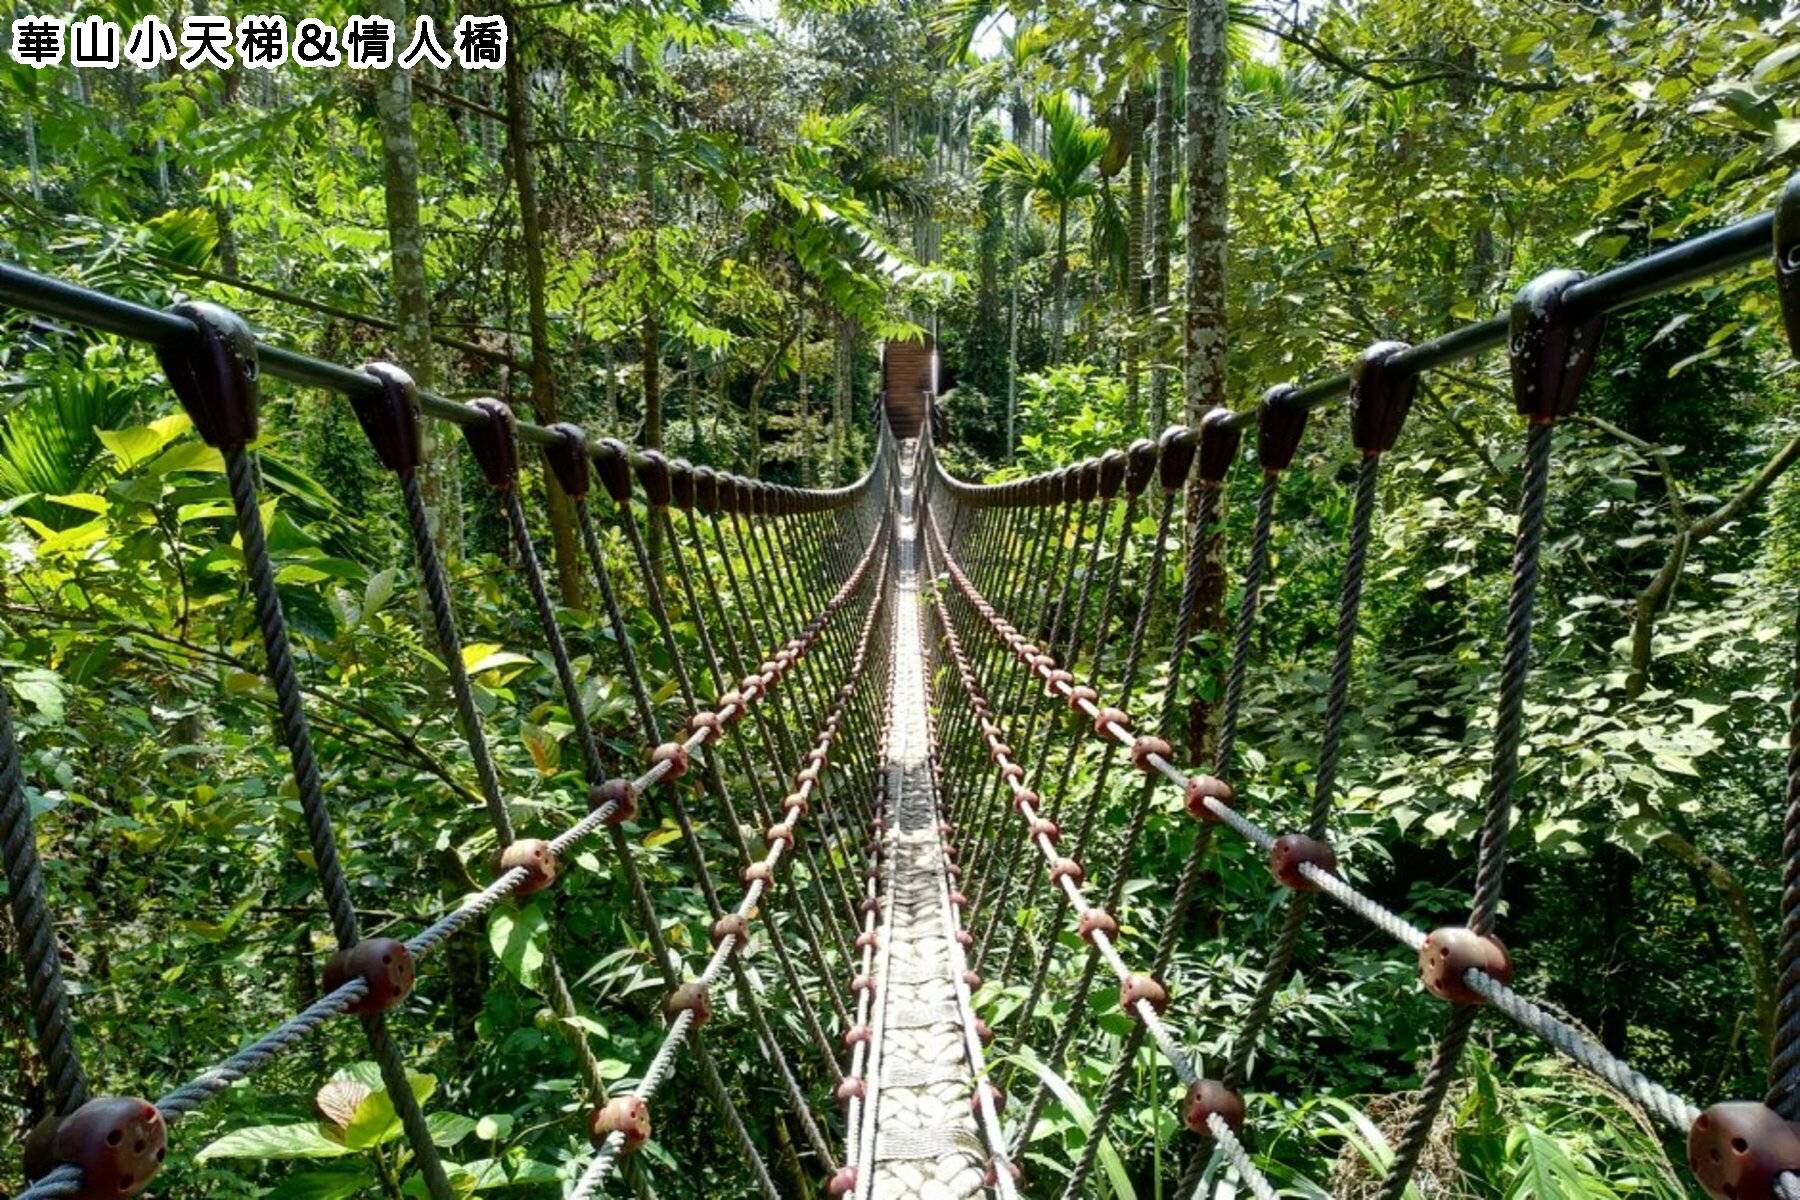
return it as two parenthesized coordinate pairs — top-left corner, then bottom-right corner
(881, 335), (935, 439)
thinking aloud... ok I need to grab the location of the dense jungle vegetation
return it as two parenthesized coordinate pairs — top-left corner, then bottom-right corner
(6, 0), (1800, 1195)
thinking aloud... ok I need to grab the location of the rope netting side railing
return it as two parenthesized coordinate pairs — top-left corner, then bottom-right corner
(916, 178), (1800, 1200)
(921, 496), (1276, 1200)
(574, 534), (893, 1200)
(0, 276), (895, 1200)
(925, 452), (1708, 1195)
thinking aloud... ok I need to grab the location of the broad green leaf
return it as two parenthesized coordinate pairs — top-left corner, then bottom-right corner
(22, 516), (108, 555)
(429, 1111), (479, 1148)
(196, 1123), (354, 1161)
(364, 567), (398, 615)
(147, 440), (225, 475)
(520, 720), (562, 775)
(464, 644), (534, 676)
(11, 667), (64, 720)
(488, 901), (548, 989)
(45, 492), (107, 514)
(314, 1079), (372, 1130)
(458, 1155), (562, 1189)
(97, 414), (192, 469)
(342, 1073), (439, 1149)
(263, 1166), (379, 1200)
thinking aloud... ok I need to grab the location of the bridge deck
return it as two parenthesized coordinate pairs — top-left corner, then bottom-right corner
(860, 443), (988, 1198)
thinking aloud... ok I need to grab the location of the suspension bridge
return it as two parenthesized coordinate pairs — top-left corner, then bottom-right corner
(6, 178), (1800, 1200)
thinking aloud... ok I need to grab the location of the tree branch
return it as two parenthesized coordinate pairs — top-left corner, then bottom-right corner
(1237, 12), (1567, 94)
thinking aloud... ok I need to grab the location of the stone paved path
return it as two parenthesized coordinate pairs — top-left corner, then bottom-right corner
(861, 443), (989, 1200)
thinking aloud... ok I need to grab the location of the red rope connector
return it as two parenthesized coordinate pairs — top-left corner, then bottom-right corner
(827, 1166), (859, 1196)
(1093, 706), (1131, 737)
(835, 1077), (866, 1104)
(1012, 788), (1041, 813)
(589, 1096), (650, 1153)
(1183, 1081), (1246, 1136)
(710, 913), (749, 950)
(664, 983), (712, 1028)
(1185, 775), (1236, 822)
(1078, 909), (1118, 943)
(1048, 858), (1085, 887)
(984, 1160), (1024, 1188)
(971, 1082), (1007, 1115)
(1068, 684), (1099, 711)
(856, 930), (880, 951)
(843, 1025), (872, 1048)
(650, 742), (691, 782)
(1418, 927), (1513, 1005)
(28, 1097), (166, 1198)
(1029, 818), (1060, 844)
(1120, 974), (1170, 1020)
(494, 839), (558, 896)
(323, 937), (414, 1014)
(1130, 735), (1172, 773)
(743, 861), (775, 887)
(1269, 834), (1336, 891)
(590, 778), (639, 825)
(1689, 1103), (1800, 1200)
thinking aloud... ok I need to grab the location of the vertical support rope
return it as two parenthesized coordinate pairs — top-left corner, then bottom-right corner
(1214, 476), (1279, 780)
(223, 448), (456, 1200)
(1375, 420), (1555, 1200)
(394, 471), (636, 1158)
(1219, 457), (1379, 1085)
(1309, 455), (1381, 838)
(1771, 591), (1800, 1114)
(0, 672), (89, 1114)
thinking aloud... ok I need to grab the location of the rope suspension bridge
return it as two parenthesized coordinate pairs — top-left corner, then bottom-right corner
(8, 176), (1800, 1200)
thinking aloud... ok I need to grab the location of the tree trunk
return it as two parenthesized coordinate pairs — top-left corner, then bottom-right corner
(503, 14), (583, 604)
(832, 315), (854, 484)
(378, 0), (460, 558)
(1149, 52), (1177, 431)
(1051, 205), (1069, 364)
(1124, 85), (1147, 432)
(797, 299), (812, 485)
(1183, 0), (1231, 765)
(602, 342), (618, 431)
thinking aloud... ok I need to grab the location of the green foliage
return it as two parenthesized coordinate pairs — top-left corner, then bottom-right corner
(7, 0), (1800, 1195)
